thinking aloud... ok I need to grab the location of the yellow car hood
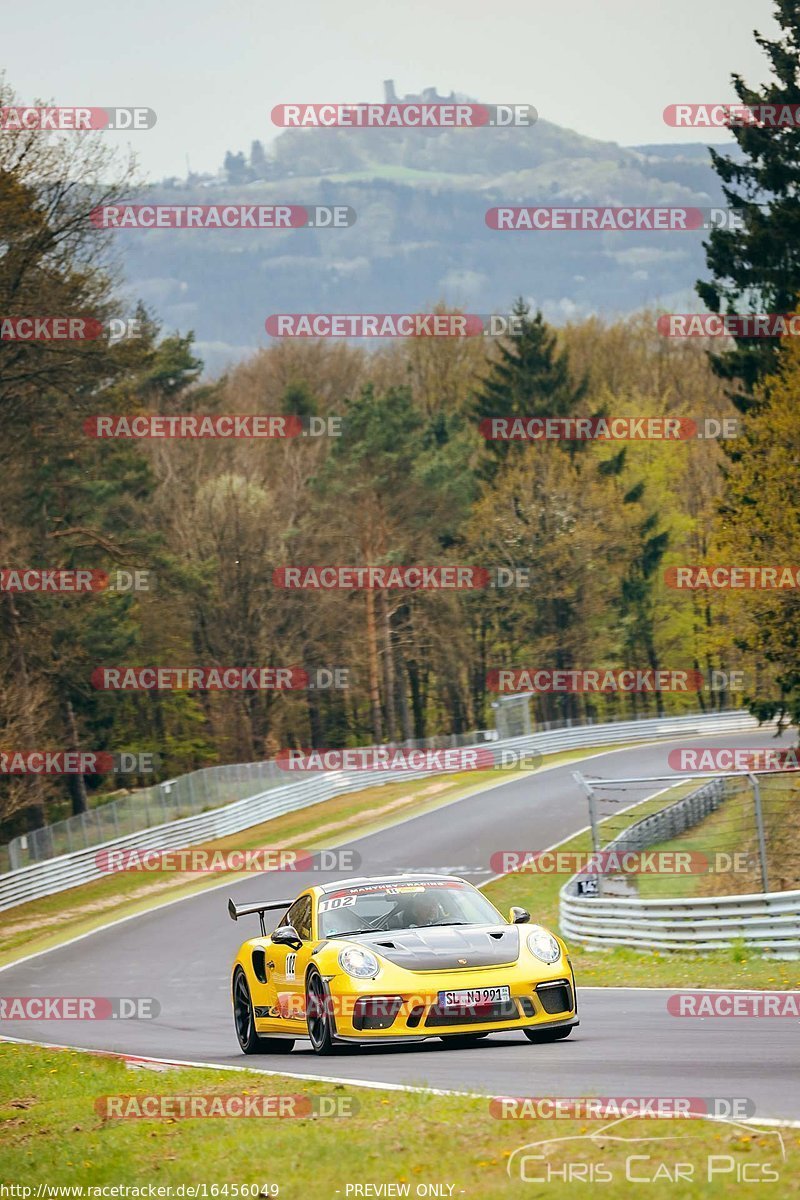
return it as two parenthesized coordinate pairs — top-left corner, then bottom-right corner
(333, 924), (521, 971)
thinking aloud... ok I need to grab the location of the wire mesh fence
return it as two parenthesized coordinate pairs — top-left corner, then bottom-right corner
(0, 709), (763, 876)
(561, 770), (800, 951)
(569, 769), (800, 899)
(2, 729), (498, 871)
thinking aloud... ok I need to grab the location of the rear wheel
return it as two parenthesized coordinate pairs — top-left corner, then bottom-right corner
(306, 969), (337, 1055)
(523, 1025), (574, 1044)
(232, 967), (295, 1055)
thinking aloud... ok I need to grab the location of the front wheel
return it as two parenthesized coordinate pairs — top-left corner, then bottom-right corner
(306, 970), (337, 1055)
(523, 1025), (574, 1044)
(232, 967), (295, 1055)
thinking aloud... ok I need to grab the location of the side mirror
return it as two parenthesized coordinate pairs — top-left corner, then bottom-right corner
(509, 906), (530, 925)
(272, 924), (303, 950)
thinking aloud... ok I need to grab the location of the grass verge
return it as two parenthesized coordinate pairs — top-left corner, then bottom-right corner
(635, 775), (800, 900)
(0, 1043), (796, 1198)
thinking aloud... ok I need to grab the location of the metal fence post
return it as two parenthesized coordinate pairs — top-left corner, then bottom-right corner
(573, 771), (601, 853)
(572, 771), (602, 896)
(748, 772), (770, 894)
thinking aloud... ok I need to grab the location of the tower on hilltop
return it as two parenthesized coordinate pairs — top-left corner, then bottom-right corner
(383, 79), (461, 105)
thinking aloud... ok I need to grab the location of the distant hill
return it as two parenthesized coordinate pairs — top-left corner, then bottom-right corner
(115, 93), (731, 374)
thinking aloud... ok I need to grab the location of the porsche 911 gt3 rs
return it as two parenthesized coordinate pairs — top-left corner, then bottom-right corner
(228, 874), (578, 1054)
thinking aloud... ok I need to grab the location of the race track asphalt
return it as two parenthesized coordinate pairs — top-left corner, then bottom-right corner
(2, 730), (799, 1119)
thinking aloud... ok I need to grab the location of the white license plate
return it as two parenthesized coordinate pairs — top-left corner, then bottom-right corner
(439, 986), (510, 1007)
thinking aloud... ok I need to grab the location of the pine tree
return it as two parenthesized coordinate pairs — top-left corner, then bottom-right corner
(696, 1), (800, 409)
(473, 300), (586, 477)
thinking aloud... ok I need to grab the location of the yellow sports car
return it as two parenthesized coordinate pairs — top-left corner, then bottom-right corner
(228, 873), (578, 1054)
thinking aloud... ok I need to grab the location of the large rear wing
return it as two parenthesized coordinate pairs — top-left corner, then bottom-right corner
(228, 897), (290, 935)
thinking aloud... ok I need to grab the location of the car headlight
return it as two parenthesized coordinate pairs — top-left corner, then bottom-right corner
(338, 946), (380, 978)
(527, 927), (561, 964)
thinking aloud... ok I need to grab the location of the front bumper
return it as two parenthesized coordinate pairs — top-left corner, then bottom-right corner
(323, 968), (577, 1041)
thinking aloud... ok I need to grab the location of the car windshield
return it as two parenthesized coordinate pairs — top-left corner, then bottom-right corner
(317, 880), (504, 937)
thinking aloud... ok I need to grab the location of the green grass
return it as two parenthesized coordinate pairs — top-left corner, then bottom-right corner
(0, 744), (629, 968)
(0, 1044), (796, 1198)
(635, 776), (800, 900)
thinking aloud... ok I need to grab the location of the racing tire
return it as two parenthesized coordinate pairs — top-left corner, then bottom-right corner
(523, 1025), (574, 1044)
(232, 967), (295, 1055)
(306, 969), (338, 1055)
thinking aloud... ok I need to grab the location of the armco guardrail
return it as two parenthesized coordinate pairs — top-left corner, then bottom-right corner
(560, 774), (800, 953)
(5, 709), (758, 871)
(0, 709), (761, 912)
(4, 730), (498, 871)
(560, 887), (800, 953)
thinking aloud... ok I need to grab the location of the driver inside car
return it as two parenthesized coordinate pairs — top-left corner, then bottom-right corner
(388, 891), (447, 929)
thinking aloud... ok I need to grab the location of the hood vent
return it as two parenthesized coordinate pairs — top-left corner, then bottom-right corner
(356, 924), (521, 971)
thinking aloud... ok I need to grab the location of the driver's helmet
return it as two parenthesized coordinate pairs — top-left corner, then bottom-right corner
(404, 891), (444, 927)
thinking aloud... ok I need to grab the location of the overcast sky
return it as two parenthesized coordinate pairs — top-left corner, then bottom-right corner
(4, 0), (780, 180)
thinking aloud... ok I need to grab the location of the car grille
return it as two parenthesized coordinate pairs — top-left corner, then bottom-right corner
(353, 997), (403, 1031)
(425, 1000), (520, 1027)
(536, 980), (573, 1015)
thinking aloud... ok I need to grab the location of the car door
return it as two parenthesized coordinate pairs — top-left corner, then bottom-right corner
(272, 892), (315, 1026)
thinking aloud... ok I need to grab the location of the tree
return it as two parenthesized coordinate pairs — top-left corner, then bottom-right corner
(618, 508), (671, 717)
(713, 332), (800, 731)
(696, 1), (800, 408)
(223, 150), (248, 183)
(473, 301), (587, 477)
(0, 79), (137, 439)
(250, 140), (270, 178)
(0, 76), (145, 827)
(310, 385), (476, 742)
